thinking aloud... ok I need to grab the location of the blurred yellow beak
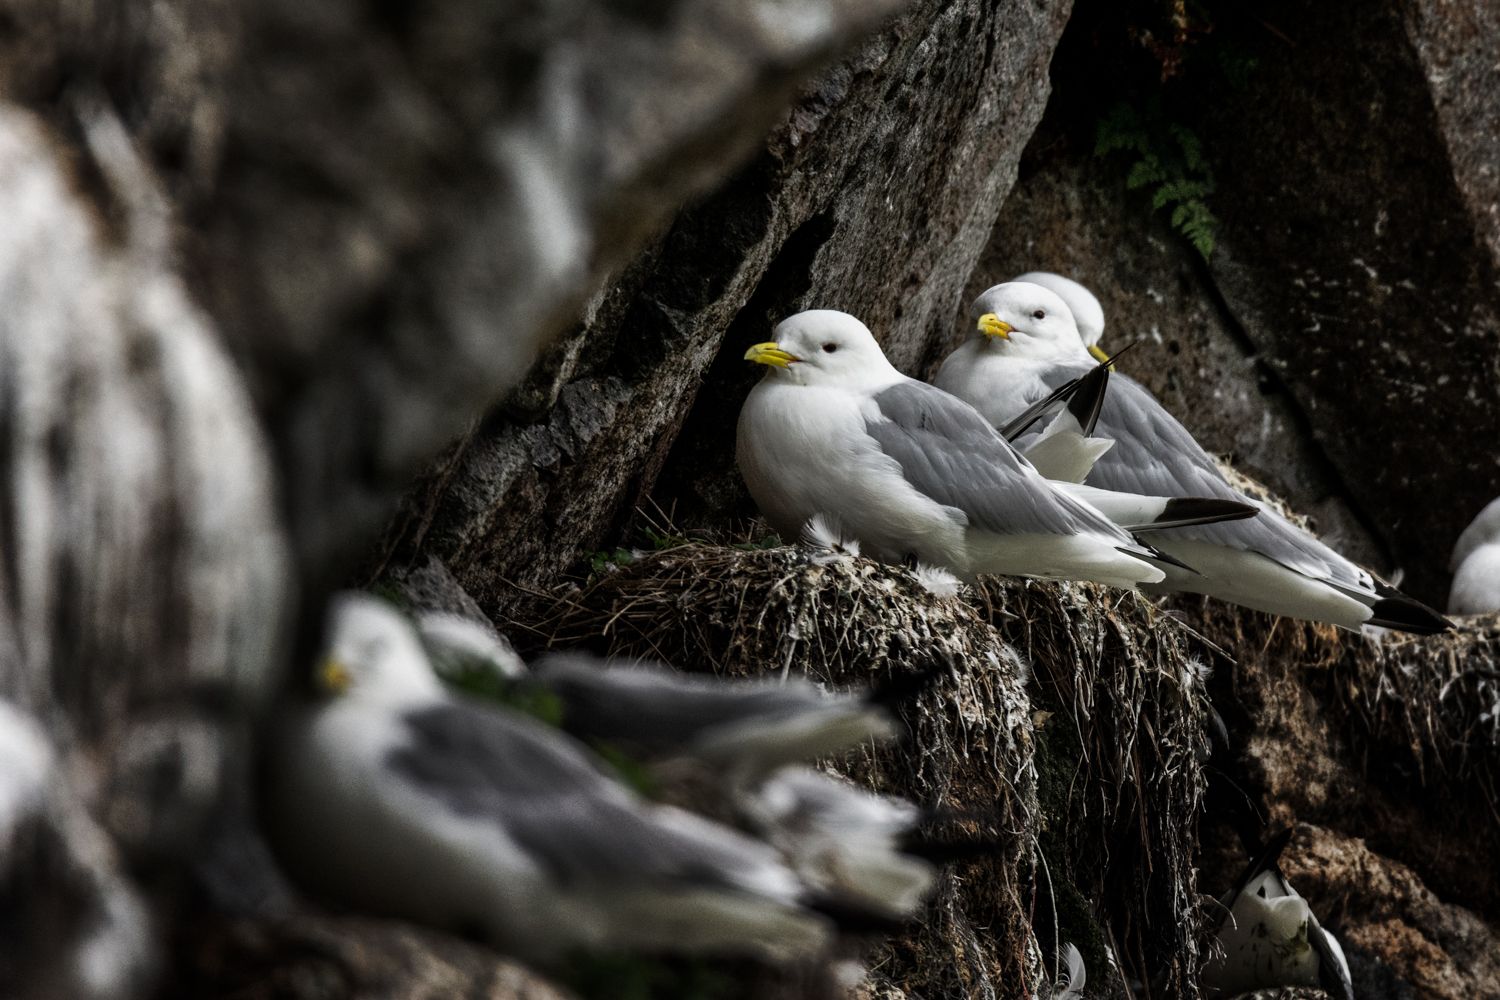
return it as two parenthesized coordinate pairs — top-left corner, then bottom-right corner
(977, 313), (1012, 339)
(1088, 344), (1111, 364)
(745, 342), (799, 368)
(318, 658), (352, 695)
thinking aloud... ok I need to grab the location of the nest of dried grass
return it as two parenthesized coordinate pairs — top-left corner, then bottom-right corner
(970, 581), (1216, 999)
(499, 540), (1218, 998)
(1187, 601), (1500, 920)
(1341, 618), (1500, 807)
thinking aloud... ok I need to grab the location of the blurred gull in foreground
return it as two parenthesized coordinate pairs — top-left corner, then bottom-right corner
(417, 613), (900, 782)
(415, 612), (960, 920)
(265, 594), (841, 964)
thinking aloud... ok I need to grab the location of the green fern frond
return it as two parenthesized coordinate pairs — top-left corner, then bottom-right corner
(1126, 157), (1167, 190)
(1095, 99), (1218, 260)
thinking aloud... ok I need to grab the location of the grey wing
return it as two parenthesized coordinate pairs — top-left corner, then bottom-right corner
(1084, 375), (1373, 590)
(389, 700), (779, 890)
(1311, 921), (1355, 1000)
(532, 653), (836, 756)
(866, 380), (1125, 540)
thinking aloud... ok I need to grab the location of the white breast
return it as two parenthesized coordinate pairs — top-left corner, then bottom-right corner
(266, 701), (553, 950)
(1204, 882), (1320, 995)
(736, 379), (965, 564)
(934, 343), (1056, 429)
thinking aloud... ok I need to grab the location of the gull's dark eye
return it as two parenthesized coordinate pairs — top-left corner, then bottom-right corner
(822, 342), (839, 353)
(1032, 309), (1046, 320)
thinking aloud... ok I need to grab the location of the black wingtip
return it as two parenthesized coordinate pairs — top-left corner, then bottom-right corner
(1123, 544), (1199, 574)
(1367, 596), (1453, 635)
(1159, 497), (1259, 526)
(1227, 826), (1295, 901)
(1000, 375), (1081, 440)
(1066, 362), (1110, 435)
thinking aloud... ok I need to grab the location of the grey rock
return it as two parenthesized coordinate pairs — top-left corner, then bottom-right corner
(187, 0), (913, 585)
(0, 102), (287, 997)
(0, 1), (921, 996)
(1191, 0), (1500, 604)
(378, 0), (1077, 612)
(5, 0), (1499, 996)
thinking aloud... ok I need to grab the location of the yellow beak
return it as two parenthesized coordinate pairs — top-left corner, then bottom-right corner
(977, 313), (1012, 339)
(318, 657), (352, 695)
(744, 342), (799, 368)
(1088, 344), (1112, 364)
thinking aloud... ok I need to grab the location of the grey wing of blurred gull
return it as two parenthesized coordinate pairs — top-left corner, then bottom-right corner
(936, 279), (1451, 634)
(1203, 829), (1353, 1000)
(1449, 496), (1500, 614)
(736, 309), (1181, 589)
(411, 611), (909, 777)
(739, 767), (935, 919)
(529, 651), (899, 778)
(265, 593), (835, 964)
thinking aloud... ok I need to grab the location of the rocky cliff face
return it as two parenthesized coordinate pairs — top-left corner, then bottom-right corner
(373, 0), (1076, 606)
(1, 0), (1498, 997)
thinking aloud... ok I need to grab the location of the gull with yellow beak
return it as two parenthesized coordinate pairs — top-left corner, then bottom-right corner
(935, 278), (1450, 634)
(737, 309), (1186, 589)
(264, 593), (839, 964)
(1011, 271), (1110, 364)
